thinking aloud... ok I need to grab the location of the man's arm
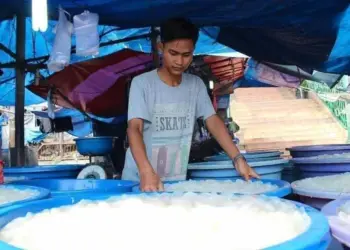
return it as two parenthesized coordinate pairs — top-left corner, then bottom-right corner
(127, 118), (164, 191)
(205, 114), (259, 180)
(126, 76), (163, 191)
(127, 118), (153, 174)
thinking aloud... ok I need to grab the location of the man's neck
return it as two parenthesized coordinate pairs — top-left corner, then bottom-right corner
(157, 67), (182, 87)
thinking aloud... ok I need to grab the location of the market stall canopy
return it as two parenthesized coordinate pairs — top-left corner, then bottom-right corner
(0, 18), (235, 106)
(1, 0), (349, 74)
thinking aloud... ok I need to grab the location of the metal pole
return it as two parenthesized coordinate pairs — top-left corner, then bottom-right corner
(151, 26), (159, 68)
(15, 7), (26, 166)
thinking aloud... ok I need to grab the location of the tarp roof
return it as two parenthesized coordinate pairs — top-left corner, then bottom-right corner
(1, 1), (350, 106)
(0, 18), (235, 106)
(1, 1), (349, 71)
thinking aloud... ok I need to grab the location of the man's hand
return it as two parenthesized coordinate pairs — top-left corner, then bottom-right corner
(140, 170), (164, 192)
(234, 158), (260, 181)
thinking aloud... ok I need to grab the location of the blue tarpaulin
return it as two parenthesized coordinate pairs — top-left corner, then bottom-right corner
(1, 1), (350, 106)
(0, 18), (234, 106)
(0, 1), (349, 69)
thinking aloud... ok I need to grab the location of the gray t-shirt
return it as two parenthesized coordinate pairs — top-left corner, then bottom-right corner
(122, 69), (215, 181)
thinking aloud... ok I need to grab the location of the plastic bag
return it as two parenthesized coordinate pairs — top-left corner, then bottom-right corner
(74, 11), (100, 57)
(47, 89), (55, 119)
(47, 8), (73, 72)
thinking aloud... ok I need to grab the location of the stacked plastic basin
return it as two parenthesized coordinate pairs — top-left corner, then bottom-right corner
(288, 144), (350, 211)
(0, 193), (332, 250)
(3, 165), (85, 183)
(288, 144), (350, 179)
(11, 179), (138, 197)
(322, 198), (350, 250)
(188, 151), (289, 180)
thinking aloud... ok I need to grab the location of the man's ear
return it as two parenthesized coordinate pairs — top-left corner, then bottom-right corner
(157, 42), (164, 54)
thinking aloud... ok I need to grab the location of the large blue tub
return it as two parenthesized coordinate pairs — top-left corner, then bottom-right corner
(0, 185), (50, 209)
(322, 198), (350, 249)
(292, 179), (350, 210)
(4, 165), (85, 183)
(132, 178), (292, 198)
(188, 159), (289, 180)
(288, 144), (350, 158)
(205, 151), (282, 162)
(10, 179), (138, 197)
(0, 194), (331, 250)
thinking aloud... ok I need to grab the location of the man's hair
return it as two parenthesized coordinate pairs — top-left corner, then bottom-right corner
(160, 18), (199, 45)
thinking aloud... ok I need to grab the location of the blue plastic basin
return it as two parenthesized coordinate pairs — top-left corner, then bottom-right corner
(132, 178), (292, 198)
(301, 172), (341, 179)
(189, 166), (284, 178)
(205, 151), (282, 162)
(191, 171), (283, 180)
(189, 159), (289, 170)
(288, 144), (350, 158)
(74, 136), (116, 156)
(188, 159), (288, 179)
(0, 185), (50, 209)
(322, 198), (350, 248)
(10, 179), (138, 197)
(4, 165), (85, 183)
(0, 194), (330, 250)
(292, 179), (350, 209)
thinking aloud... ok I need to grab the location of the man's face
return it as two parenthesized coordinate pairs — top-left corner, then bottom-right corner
(159, 39), (194, 75)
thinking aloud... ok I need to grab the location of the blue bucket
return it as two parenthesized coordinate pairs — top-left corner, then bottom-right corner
(0, 194), (330, 250)
(74, 136), (116, 156)
(10, 179), (138, 197)
(4, 165), (85, 183)
(132, 178), (292, 198)
(0, 185), (50, 209)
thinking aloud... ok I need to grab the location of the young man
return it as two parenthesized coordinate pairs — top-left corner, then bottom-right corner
(122, 18), (259, 191)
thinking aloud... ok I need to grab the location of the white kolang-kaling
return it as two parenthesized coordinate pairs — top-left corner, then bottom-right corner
(0, 187), (40, 206)
(294, 173), (350, 193)
(0, 193), (310, 250)
(165, 179), (279, 194)
(338, 201), (350, 223)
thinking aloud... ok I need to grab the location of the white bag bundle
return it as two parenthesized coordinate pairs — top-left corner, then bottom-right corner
(47, 8), (73, 72)
(73, 11), (100, 57)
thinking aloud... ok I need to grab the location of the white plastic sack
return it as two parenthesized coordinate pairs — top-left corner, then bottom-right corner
(74, 11), (100, 57)
(47, 89), (55, 119)
(47, 8), (73, 72)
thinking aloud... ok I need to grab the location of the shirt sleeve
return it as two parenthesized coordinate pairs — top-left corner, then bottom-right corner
(127, 76), (151, 122)
(195, 78), (216, 120)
